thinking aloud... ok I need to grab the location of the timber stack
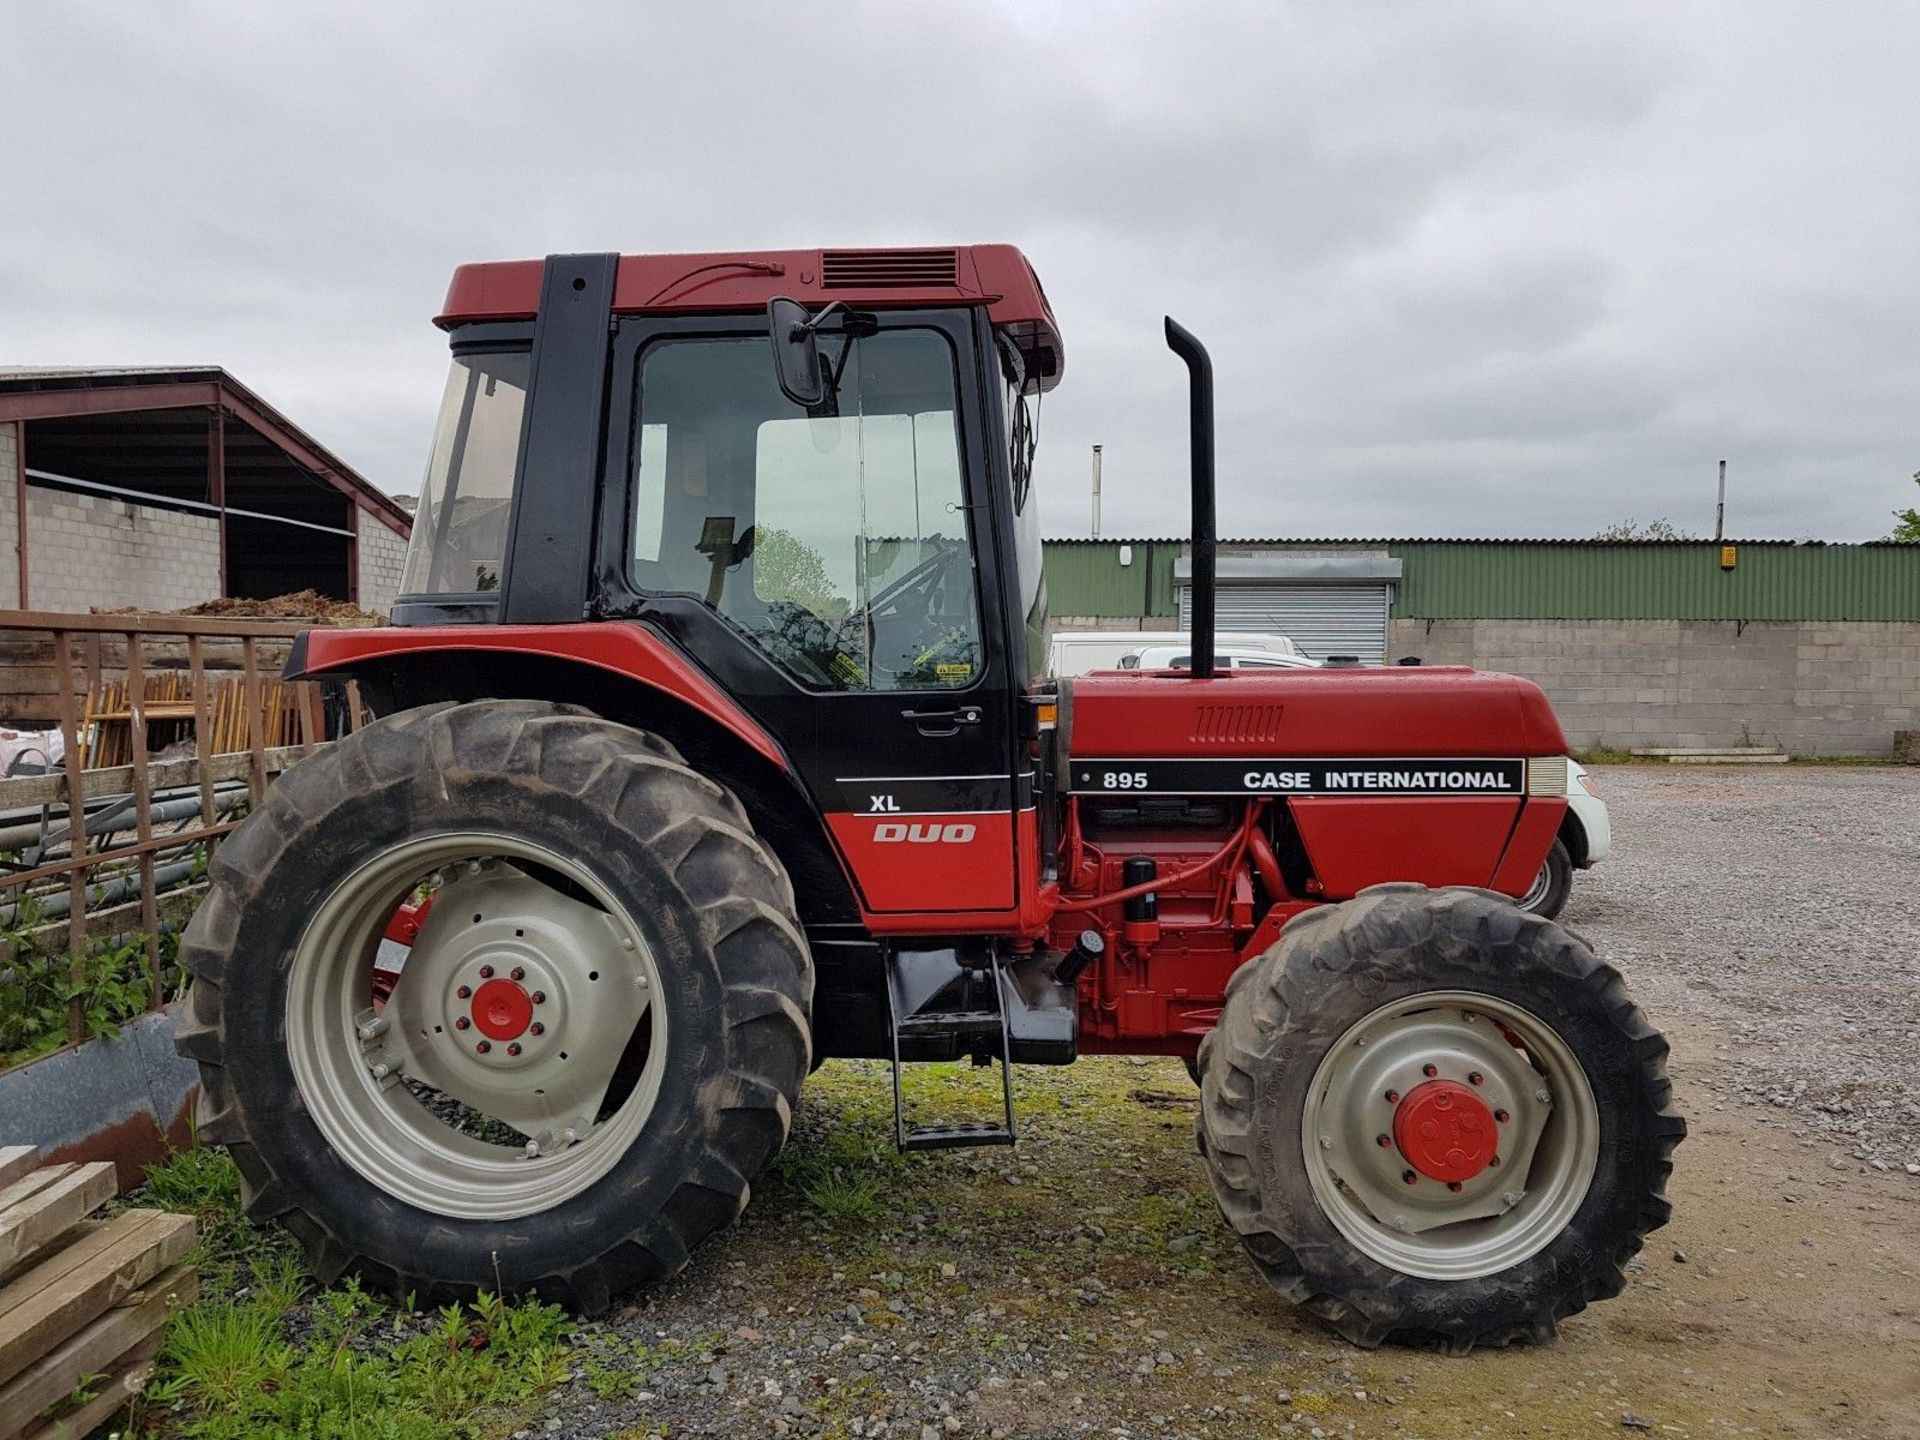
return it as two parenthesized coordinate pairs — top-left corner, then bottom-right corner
(0, 1147), (195, 1440)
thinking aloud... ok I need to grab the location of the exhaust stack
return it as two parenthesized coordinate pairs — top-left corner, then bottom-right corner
(1164, 317), (1216, 679)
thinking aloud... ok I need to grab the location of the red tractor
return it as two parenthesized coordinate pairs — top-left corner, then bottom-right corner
(175, 247), (1682, 1350)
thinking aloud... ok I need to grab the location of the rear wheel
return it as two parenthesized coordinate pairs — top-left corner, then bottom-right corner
(1196, 885), (1683, 1351)
(175, 700), (812, 1310)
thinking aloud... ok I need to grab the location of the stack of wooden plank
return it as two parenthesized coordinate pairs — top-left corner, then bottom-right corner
(83, 672), (307, 767)
(0, 1148), (195, 1440)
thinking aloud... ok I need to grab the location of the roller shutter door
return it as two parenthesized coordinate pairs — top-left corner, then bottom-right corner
(1177, 581), (1391, 663)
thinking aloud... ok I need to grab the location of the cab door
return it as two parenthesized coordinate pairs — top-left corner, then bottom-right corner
(600, 309), (1022, 916)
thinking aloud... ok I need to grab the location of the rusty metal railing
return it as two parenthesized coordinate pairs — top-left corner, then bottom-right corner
(0, 610), (363, 1059)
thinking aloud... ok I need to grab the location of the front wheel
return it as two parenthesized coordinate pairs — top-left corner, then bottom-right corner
(175, 700), (813, 1311)
(1517, 837), (1574, 919)
(1196, 884), (1683, 1351)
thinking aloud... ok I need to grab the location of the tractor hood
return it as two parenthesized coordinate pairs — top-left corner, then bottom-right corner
(1066, 665), (1568, 763)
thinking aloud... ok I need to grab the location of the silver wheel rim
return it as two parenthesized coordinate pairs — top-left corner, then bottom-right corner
(1300, 989), (1599, 1280)
(286, 831), (668, 1221)
(1519, 861), (1553, 911)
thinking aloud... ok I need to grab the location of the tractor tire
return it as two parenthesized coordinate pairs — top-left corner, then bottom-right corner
(1196, 884), (1683, 1352)
(1517, 838), (1574, 919)
(174, 700), (812, 1312)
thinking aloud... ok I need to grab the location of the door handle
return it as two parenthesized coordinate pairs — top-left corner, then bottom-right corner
(900, 705), (982, 736)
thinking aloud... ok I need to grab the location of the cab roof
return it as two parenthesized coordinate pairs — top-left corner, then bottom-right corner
(438, 245), (1064, 391)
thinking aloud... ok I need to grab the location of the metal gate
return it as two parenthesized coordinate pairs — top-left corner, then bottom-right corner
(1178, 581), (1391, 663)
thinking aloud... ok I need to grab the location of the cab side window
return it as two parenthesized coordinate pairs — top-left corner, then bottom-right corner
(630, 331), (982, 691)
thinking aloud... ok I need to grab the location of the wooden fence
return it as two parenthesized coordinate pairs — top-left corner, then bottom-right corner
(0, 611), (361, 1054)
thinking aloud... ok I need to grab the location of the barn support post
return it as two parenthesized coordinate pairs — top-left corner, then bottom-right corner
(208, 407), (227, 596)
(14, 418), (27, 607)
(345, 497), (359, 605)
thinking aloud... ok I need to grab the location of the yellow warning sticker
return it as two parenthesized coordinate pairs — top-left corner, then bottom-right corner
(935, 662), (974, 682)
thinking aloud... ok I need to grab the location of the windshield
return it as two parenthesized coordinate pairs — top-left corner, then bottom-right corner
(400, 349), (530, 596)
(630, 329), (981, 691)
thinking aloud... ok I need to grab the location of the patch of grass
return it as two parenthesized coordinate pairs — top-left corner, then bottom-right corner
(140, 1141), (242, 1215)
(140, 1142), (300, 1290)
(136, 1146), (575, 1438)
(1785, 753), (1898, 766)
(149, 1280), (572, 1440)
(1570, 746), (1657, 765)
(1575, 745), (1898, 767)
(807, 1375), (885, 1440)
(156, 1297), (292, 1413)
(582, 1349), (645, 1402)
(772, 1119), (912, 1223)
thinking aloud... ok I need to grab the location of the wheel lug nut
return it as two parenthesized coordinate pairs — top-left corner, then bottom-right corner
(511, 967), (525, 981)
(530, 1022), (545, 1036)
(1422, 1063), (1438, 1078)
(1384, 1090), (1400, 1103)
(1447, 1181), (1463, 1193)
(507, 1042), (522, 1056)
(1494, 1109), (1510, 1123)
(478, 965), (494, 978)
(1468, 1071), (1484, 1086)
(454, 1017), (470, 1031)
(531, 991), (546, 1005)
(1401, 1170), (1417, 1185)
(1489, 1154), (1502, 1167)
(1375, 1134), (1391, 1148)
(456, 985), (471, 999)
(475, 1040), (491, 1054)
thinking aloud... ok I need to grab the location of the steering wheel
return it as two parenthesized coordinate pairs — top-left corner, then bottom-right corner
(845, 541), (975, 683)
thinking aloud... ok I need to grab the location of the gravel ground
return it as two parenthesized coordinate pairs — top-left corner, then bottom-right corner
(1562, 763), (1920, 1173)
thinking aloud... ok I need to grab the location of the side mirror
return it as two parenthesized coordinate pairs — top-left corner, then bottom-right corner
(768, 297), (827, 408)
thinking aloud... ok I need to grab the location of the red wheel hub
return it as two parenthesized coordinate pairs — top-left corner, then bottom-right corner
(1392, 1078), (1499, 1182)
(469, 978), (534, 1042)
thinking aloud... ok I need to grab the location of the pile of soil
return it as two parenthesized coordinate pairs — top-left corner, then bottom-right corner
(94, 590), (385, 626)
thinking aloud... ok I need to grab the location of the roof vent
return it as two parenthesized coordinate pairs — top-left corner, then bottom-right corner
(821, 248), (959, 289)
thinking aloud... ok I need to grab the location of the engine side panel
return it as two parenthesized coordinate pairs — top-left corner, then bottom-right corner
(1289, 796), (1525, 896)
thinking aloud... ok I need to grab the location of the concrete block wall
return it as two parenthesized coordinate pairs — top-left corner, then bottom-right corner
(356, 510), (409, 612)
(1392, 619), (1920, 758)
(23, 487), (221, 613)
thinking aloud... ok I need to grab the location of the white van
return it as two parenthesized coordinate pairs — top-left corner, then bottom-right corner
(1120, 644), (1323, 671)
(1047, 629), (1300, 676)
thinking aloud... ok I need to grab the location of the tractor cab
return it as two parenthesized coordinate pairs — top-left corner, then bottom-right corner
(389, 249), (1059, 916)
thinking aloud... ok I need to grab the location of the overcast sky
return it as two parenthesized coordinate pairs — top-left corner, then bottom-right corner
(4, 3), (1916, 542)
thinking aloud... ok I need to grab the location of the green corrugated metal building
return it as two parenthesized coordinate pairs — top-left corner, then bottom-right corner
(1044, 539), (1920, 624)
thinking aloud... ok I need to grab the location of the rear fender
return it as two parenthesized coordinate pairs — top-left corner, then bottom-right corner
(289, 623), (862, 925)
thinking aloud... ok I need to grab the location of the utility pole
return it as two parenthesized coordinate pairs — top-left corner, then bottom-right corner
(1090, 444), (1103, 537)
(1715, 459), (1726, 542)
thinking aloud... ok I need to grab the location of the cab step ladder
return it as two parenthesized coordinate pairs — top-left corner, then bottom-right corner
(884, 950), (1016, 1151)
